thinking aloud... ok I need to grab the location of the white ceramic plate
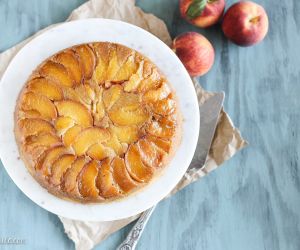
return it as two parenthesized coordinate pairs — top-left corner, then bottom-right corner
(0, 19), (199, 221)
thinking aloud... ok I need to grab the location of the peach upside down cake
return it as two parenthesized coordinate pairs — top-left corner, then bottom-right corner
(14, 42), (182, 202)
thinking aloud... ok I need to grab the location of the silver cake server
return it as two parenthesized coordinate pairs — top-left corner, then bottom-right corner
(117, 92), (225, 250)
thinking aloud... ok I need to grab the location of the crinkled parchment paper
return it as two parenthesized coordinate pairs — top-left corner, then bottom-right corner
(0, 0), (247, 249)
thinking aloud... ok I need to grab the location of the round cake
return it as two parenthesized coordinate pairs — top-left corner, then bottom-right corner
(14, 42), (181, 203)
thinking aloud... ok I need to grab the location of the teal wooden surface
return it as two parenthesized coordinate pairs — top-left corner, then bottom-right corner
(0, 0), (300, 249)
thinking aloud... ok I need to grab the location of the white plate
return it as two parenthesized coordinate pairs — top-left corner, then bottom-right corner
(0, 19), (199, 221)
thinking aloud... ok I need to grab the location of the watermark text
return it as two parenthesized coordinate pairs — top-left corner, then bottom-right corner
(0, 237), (26, 245)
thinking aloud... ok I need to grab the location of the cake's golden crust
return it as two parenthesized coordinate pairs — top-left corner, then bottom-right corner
(14, 42), (182, 203)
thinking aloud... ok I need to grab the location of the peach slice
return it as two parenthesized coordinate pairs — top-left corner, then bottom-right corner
(62, 125), (82, 147)
(96, 158), (120, 198)
(55, 100), (93, 127)
(78, 160), (101, 199)
(113, 91), (140, 107)
(25, 133), (61, 150)
(116, 45), (135, 63)
(61, 86), (81, 102)
(92, 42), (111, 84)
(18, 110), (42, 120)
(145, 135), (171, 153)
(74, 84), (95, 106)
(106, 44), (139, 81)
(108, 93), (149, 126)
(54, 117), (75, 135)
(137, 139), (165, 168)
(54, 50), (82, 85)
(27, 146), (48, 166)
(72, 127), (110, 155)
(151, 96), (176, 116)
(110, 124), (139, 144)
(21, 92), (57, 121)
(92, 60), (107, 85)
(110, 45), (135, 82)
(90, 85), (104, 121)
(111, 156), (138, 193)
(87, 143), (115, 161)
(123, 60), (144, 92)
(141, 60), (154, 78)
(109, 44), (135, 81)
(18, 118), (55, 138)
(50, 154), (76, 186)
(142, 82), (171, 103)
(94, 115), (110, 128)
(109, 105), (149, 126)
(104, 132), (127, 156)
(93, 96), (105, 124)
(39, 61), (74, 87)
(146, 116), (176, 139)
(63, 156), (88, 197)
(27, 78), (63, 101)
(137, 67), (162, 93)
(36, 146), (68, 177)
(95, 97), (105, 116)
(113, 55), (138, 81)
(106, 46), (122, 80)
(102, 85), (122, 110)
(125, 144), (154, 182)
(73, 45), (96, 79)
(93, 43), (133, 83)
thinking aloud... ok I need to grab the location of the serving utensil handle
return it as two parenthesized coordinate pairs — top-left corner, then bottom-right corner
(116, 206), (156, 250)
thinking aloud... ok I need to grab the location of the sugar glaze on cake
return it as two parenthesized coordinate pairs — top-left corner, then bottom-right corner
(14, 42), (181, 203)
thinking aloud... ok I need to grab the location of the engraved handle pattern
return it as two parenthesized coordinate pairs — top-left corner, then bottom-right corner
(116, 206), (156, 250)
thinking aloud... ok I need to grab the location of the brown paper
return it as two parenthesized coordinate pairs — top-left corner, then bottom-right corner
(0, 1), (247, 249)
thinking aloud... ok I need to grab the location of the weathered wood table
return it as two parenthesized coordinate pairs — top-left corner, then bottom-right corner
(0, 0), (299, 249)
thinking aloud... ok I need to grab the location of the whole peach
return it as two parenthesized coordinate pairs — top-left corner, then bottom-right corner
(173, 32), (215, 76)
(180, 0), (225, 28)
(222, 1), (269, 46)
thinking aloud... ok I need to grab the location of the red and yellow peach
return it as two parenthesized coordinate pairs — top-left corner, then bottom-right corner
(172, 32), (215, 76)
(180, 0), (225, 28)
(222, 1), (269, 46)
